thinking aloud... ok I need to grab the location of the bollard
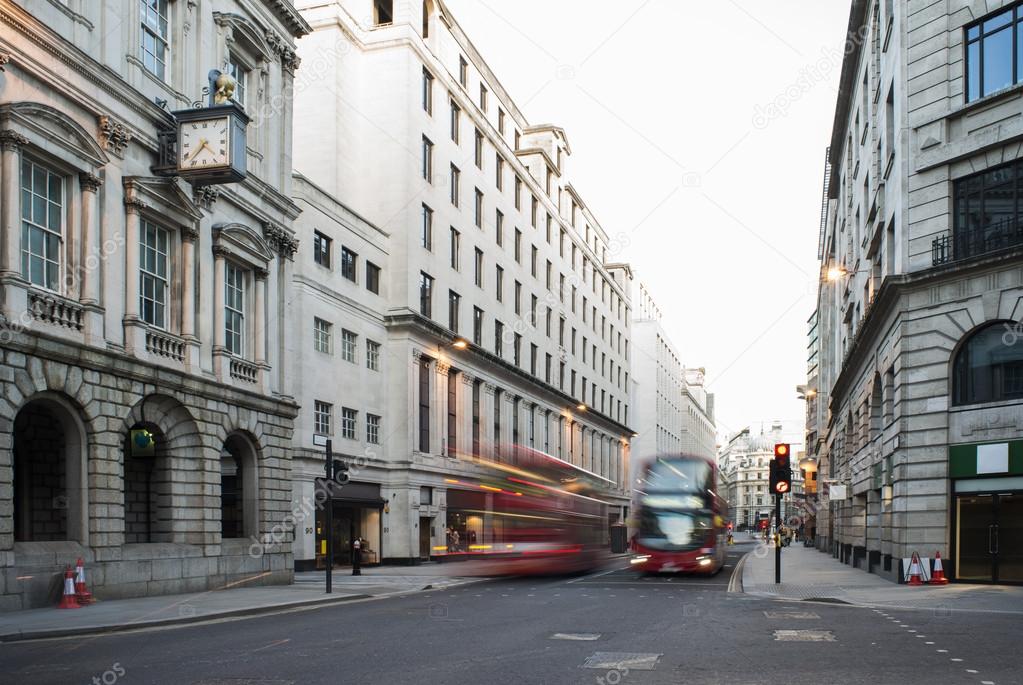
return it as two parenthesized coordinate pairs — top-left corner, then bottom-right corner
(352, 538), (362, 576)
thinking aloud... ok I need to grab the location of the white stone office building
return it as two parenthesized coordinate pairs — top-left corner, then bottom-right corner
(812, 0), (1023, 583)
(717, 425), (804, 531)
(0, 0), (308, 608)
(290, 0), (635, 565)
(680, 368), (717, 462)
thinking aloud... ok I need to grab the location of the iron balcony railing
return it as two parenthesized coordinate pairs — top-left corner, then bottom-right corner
(933, 216), (1023, 265)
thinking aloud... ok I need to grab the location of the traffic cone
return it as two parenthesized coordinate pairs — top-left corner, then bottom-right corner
(907, 552), (924, 586)
(57, 567), (80, 609)
(74, 557), (93, 604)
(929, 551), (949, 585)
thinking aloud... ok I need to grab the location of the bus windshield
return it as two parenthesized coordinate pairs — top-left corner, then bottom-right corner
(637, 510), (713, 551)
(643, 458), (713, 494)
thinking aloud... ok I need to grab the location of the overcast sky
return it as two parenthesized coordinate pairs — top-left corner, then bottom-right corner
(443, 0), (851, 443)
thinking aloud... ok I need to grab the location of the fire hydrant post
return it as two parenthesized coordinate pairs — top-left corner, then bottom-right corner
(352, 538), (362, 576)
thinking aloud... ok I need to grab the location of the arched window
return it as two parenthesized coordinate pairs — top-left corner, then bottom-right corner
(953, 322), (1023, 405)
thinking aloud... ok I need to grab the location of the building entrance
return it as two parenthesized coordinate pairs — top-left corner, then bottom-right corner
(956, 493), (1023, 583)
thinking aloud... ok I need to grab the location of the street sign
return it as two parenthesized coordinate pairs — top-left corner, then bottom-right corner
(313, 434), (328, 447)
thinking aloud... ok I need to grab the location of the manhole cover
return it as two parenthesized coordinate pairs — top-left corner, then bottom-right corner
(581, 653), (662, 670)
(773, 630), (835, 642)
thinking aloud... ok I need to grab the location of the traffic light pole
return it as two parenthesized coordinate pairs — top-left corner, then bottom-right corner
(775, 492), (782, 584)
(325, 439), (333, 594)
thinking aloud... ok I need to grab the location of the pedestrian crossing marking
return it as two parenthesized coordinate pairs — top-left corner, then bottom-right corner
(773, 630), (835, 642)
(763, 611), (819, 619)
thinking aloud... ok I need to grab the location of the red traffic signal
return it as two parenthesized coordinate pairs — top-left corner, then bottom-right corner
(770, 444), (792, 495)
(774, 443), (789, 458)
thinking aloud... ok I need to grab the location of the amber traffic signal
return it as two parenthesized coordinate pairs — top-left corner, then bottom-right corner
(770, 443), (792, 495)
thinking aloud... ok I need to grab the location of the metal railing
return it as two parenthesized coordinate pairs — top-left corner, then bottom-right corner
(932, 217), (1023, 265)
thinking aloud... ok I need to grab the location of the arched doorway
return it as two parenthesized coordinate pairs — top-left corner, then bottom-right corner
(220, 433), (259, 539)
(12, 396), (88, 543)
(123, 421), (169, 543)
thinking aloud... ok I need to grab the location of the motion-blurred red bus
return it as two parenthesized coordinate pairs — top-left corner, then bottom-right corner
(630, 454), (727, 575)
(443, 446), (613, 575)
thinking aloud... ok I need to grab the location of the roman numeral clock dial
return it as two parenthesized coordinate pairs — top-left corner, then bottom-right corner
(173, 101), (248, 185)
(178, 117), (231, 170)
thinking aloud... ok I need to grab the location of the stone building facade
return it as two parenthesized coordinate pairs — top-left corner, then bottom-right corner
(289, 0), (635, 565)
(812, 0), (1023, 583)
(0, 0), (308, 608)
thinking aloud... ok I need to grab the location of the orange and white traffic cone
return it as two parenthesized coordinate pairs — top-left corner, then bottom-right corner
(907, 552), (924, 586)
(929, 551), (949, 585)
(74, 557), (93, 604)
(57, 567), (80, 609)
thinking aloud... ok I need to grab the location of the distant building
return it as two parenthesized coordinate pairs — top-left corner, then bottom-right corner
(717, 424), (804, 530)
(680, 368), (716, 462)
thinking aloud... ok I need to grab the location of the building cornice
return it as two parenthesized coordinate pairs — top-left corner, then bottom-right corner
(384, 312), (634, 436)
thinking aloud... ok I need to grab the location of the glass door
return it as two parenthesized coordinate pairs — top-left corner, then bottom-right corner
(995, 493), (1023, 583)
(956, 495), (995, 582)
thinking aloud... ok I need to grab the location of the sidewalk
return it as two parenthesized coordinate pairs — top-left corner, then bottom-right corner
(741, 543), (1023, 614)
(0, 565), (482, 643)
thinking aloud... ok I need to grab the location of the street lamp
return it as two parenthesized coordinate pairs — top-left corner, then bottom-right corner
(451, 338), (469, 349)
(576, 404), (587, 412)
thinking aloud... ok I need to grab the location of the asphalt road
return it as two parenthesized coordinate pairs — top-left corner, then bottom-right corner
(1, 544), (1019, 685)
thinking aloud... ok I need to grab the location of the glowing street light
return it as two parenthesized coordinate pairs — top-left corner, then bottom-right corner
(451, 338), (469, 349)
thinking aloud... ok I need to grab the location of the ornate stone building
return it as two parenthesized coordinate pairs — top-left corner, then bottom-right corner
(0, 0), (308, 608)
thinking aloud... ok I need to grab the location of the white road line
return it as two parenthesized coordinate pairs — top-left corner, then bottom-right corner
(566, 568), (617, 584)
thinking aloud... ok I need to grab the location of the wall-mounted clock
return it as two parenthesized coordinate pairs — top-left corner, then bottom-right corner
(173, 102), (249, 185)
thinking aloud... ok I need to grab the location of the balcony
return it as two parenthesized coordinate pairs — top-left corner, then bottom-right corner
(229, 356), (259, 384)
(933, 217), (1023, 266)
(144, 328), (186, 363)
(28, 290), (84, 332)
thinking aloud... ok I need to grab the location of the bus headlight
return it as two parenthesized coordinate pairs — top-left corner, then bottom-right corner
(630, 555), (651, 565)
(698, 557), (712, 567)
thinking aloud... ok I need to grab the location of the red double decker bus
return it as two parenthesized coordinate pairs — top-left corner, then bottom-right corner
(630, 454), (727, 574)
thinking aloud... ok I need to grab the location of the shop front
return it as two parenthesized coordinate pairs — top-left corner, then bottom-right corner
(315, 481), (384, 569)
(445, 489), (489, 554)
(950, 440), (1023, 584)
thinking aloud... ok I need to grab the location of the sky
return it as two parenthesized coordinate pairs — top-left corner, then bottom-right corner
(443, 0), (852, 444)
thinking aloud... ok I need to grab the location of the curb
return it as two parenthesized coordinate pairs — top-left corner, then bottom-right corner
(727, 552), (748, 593)
(0, 592), (374, 643)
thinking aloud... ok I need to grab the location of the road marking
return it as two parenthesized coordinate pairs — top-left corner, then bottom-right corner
(252, 638), (291, 652)
(937, 649), (948, 653)
(925, 641), (934, 645)
(966, 669), (978, 674)
(566, 568), (617, 584)
(773, 630), (836, 642)
(951, 658), (963, 662)
(551, 633), (601, 641)
(581, 652), (662, 671)
(727, 552), (749, 593)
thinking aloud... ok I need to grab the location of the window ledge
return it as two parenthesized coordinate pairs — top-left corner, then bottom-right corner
(949, 397), (1023, 412)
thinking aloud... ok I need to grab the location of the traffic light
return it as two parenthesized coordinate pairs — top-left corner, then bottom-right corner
(770, 443), (792, 495)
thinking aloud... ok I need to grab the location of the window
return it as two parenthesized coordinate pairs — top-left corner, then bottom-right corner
(367, 414), (381, 444)
(473, 306), (484, 345)
(373, 0), (393, 24)
(474, 248), (484, 287)
(475, 128), (484, 169)
(450, 99), (460, 143)
(139, 219), (169, 328)
(545, 353), (552, 383)
(422, 136), (433, 182)
(495, 154), (504, 190)
(448, 290), (460, 332)
(513, 333), (521, 366)
(495, 265), (504, 301)
(531, 196), (538, 227)
(474, 188), (483, 228)
(20, 159), (63, 291)
(366, 261), (380, 294)
(314, 318), (332, 354)
(140, 0), (169, 80)
(450, 227), (460, 269)
(514, 281), (522, 314)
(366, 340), (381, 370)
(514, 175), (522, 210)
(226, 55), (249, 108)
(965, 5), (1023, 102)
(314, 401), (332, 435)
(422, 68), (434, 113)
(546, 260), (552, 289)
(530, 294), (537, 325)
(494, 320), (504, 356)
(450, 164), (460, 206)
(545, 307), (552, 337)
(341, 246), (357, 282)
(951, 159), (1023, 261)
(421, 204), (433, 250)
(514, 229), (522, 262)
(419, 272), (434, 317)
(313, 231), (331, 267)
(341, 407), (357, 440)
(418, 359), (431, 452)
(341, 329), (357, 363)
(531, 245), (538, 277)
(459, 56), (468, 87)
(225, 262), (245, 356)
(530, 343), (538, 375)
(447, 371), (458, 456)
(953, 322), (1023, 404)
(479, 83), (488, 112)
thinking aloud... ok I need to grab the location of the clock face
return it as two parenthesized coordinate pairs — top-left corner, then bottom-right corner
(178, 117), (231, 171)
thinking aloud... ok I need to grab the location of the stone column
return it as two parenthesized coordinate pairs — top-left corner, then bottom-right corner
(181, 226), (200, 369)
(459, 373), (475, 458)
(482, 384), (496, 459)
(254, 267), (268, 390)
(78, 173), (104, 343)
(0, 131), (26, 279)
(212, 245), (227, 378)
(434, 361), (450, 457)
(122, 199), (143, 353)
